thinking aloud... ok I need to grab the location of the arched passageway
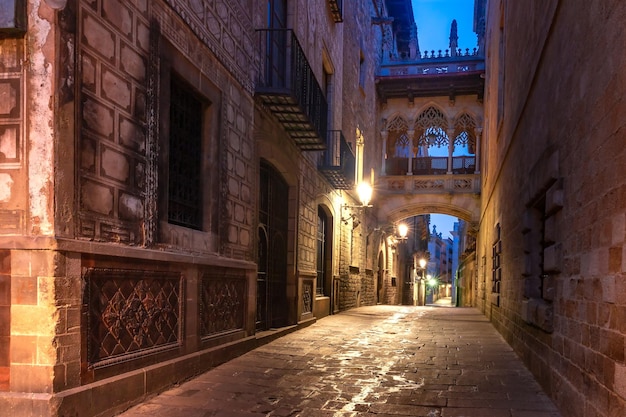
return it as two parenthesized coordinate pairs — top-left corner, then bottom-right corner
(375, 193), (480, 226)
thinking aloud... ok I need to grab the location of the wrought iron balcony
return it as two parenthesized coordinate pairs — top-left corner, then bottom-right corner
(318, 130), (355, 190)
(328, 0), (343, 23)
(256, 29), (328, 150)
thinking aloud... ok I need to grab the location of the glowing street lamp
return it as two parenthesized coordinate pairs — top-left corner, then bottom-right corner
(418, 258), (427, 270)
(341, 182), (373, 224)
(428, 276), (438, 288)
(397, 223), (408, 240)
(356, 182), (373, 207)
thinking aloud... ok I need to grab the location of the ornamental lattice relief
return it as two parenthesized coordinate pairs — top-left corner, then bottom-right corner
(386, 115), (409, 132)
(453, 113), (477, 148)
(415, 107), (448, 147)
(85, 268), (182, 367)
(453, 179), (473, 189)
(199, 270), (246, 337)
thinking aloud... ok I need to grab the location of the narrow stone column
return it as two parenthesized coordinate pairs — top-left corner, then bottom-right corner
(380, 130), (388, 176)
(406, 130), (415, 175)
(356, 127), (365, 183)
(474, 127), (483, 173)
(447, 127), (456, 174)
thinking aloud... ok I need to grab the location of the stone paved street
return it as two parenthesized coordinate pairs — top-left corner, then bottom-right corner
(117, 305), (562, 417)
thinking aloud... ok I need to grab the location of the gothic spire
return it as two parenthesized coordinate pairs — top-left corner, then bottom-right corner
(449, 19), (459, 56)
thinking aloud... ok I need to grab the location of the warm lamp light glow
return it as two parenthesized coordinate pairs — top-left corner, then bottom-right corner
(397, 223), (408, 239)
(356, 182), (372, 206)
(419, 258), (427, 269)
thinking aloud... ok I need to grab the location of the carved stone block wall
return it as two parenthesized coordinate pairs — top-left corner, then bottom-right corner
(361, 269), (375, 306)
(77, 0), (150, 244)
(298, 163), (319, 273)
(74, 0), (257, 259)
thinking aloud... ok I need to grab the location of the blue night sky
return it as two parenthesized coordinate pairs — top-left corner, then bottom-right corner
(431, 213), (456, 239)
(412, 0), (477, 54)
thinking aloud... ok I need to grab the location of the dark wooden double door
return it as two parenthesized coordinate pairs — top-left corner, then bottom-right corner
(257, 162), (288, 330)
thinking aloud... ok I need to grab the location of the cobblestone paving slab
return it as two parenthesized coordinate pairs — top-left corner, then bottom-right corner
(117, 306), (562, 417)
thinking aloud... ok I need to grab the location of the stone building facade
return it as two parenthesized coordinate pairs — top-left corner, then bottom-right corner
(478, 1), (626, 415)
(0, 0), (394, 416)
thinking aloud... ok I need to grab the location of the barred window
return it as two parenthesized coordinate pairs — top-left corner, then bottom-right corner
(492, 223), (502, 306)
(167, 76), (204, 230)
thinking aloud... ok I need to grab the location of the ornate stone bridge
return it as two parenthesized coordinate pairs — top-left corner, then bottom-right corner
(374, 173), (481, 224)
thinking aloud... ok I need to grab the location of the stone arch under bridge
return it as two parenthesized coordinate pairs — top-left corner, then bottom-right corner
(374, 192), (480, 226)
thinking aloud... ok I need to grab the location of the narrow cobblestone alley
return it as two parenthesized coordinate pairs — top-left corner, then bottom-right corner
(117, 306), (561, 417)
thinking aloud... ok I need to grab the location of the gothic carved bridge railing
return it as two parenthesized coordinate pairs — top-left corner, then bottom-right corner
(375, 173), (481, 224)
(381, 173), (480, 194)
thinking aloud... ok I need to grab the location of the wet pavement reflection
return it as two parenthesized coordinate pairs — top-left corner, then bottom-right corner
(117, 305), (561, 417)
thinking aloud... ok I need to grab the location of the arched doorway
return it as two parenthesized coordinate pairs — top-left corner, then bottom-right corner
(376, 252), (385, 304)
(316, 206), (333, 316)
(257, 161), (289, 330)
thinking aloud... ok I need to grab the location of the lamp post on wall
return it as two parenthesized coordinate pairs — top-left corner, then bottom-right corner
(341, 182), (373, 226)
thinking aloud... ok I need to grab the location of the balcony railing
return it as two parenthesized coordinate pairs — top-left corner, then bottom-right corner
(385, 156), (476, 176)
(378, 50), (485, 76)
(318, 130), (355, 190)
(376, 53), (485, 101)
(256, 29), (328, 150)
(328, 0), (343, 23)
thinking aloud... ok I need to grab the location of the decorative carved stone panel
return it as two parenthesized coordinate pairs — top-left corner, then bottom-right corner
(414, 179), (444, 189)
(388, 179), (405, 190)
(199, 269), (246, 338)
(302, 280), (313, 315)
(84, 268), (182, 367)
(453, 178), (473, 189)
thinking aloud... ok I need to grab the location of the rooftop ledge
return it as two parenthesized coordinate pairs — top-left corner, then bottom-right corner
(378, 55), (485, 78)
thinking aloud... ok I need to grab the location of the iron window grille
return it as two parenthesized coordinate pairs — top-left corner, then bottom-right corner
(167, 76), (204, 230)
